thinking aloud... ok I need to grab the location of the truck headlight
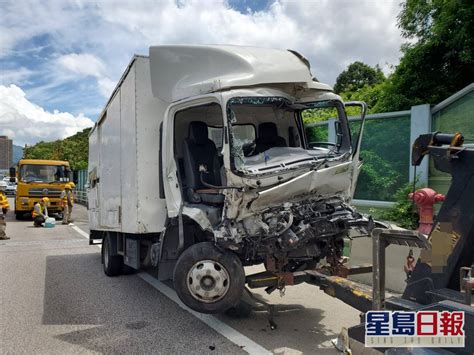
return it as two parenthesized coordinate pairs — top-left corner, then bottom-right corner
(21, 198), (29, 205)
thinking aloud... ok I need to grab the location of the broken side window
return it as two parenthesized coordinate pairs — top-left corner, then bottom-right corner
(301, 101), (340, 151)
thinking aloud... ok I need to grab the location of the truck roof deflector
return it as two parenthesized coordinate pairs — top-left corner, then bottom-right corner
(149, 45), (314, 102)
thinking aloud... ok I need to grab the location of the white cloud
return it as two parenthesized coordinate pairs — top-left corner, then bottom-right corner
(0, 1), (85, 58)
(0, 0), (405, 117)
(0, 84), (94, 146)
(97, 77), (116, 97)
(95, 0), (404, 84)
(0, 67), (34, 85)
(57, 53), (115, 97)
(57, 53), (106, 77)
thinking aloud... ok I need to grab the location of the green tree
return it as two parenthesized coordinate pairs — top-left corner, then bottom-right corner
(24, 128), (91, 170)
(340, 81), (389, 113)
(334, 61), (385, 94)
(379, 0), (474, 111)
(334, 67), (410, 201)
(354, 151), (401, 201)
(379, 180), (422, 229)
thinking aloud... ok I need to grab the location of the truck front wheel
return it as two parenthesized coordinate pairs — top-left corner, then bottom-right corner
(173, 242), (245, 314)
(102, 233), (123, 277)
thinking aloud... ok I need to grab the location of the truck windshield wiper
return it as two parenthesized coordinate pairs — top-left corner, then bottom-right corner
(310, 151), (350, 171)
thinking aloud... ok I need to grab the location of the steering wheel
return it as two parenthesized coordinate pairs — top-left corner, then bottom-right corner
(308, 141), (337, 149)
(25, 173), (38, 182)
(242, 142), (256, 157)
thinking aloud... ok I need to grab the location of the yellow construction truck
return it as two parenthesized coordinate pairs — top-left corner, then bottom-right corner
(11, 159), (72, 219)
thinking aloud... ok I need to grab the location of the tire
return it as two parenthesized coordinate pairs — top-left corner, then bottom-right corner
(102, 233), (123, 277)
(173, 242), (245, 314)
(15, 212), (23, 220)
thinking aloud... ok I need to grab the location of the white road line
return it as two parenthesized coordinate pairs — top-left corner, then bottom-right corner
(70, 224), (271, 355)
(0, 239), (87, 246)
(70, 224), (90, 239)
(138, 272), (271, 355)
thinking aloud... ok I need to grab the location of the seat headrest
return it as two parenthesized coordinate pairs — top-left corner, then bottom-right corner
(188, 121), (208, 145)
(258, 122), (278, 143)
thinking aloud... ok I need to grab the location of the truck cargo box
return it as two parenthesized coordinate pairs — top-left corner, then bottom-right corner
(88, 56), (167, 235)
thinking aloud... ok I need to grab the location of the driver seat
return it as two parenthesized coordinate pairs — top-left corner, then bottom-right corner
(182, 121), (224, 204)
(254, 122), (287, 154)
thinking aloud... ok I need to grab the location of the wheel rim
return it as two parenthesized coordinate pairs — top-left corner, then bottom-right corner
(186, 260), (230, 303)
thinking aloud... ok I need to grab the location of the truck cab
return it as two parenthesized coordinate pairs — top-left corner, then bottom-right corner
(13, 159), (72, 219)
(89, 45), (371, 314)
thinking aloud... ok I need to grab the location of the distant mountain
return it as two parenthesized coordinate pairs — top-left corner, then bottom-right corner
(12, 144), (23, 165)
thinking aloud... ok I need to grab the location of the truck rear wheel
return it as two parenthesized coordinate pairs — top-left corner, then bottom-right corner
(102, 233), (123, 277)
(173, 242), (245, 314)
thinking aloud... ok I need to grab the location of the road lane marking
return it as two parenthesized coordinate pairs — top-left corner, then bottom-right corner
(138, 272), (271, 355)
(71, 224), (90, 239)
(70, 224), (271, 355)
(0, 239), (88, 246)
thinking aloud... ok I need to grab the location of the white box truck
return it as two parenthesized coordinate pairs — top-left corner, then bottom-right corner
(88, 45), (372, 314)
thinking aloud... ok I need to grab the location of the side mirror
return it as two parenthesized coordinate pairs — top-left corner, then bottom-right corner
(242, 141), (256, 157)
(9, 167), (16, 183)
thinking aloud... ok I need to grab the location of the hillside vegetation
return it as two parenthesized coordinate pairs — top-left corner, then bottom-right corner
(23, 128), (91, 170)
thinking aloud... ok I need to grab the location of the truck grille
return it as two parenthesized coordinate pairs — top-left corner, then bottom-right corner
(28, 188), (62, 197)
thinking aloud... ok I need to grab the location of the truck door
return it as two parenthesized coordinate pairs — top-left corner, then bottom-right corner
(345, 101), (368, 197)
(161, 96), (223, 218)
(161, 104), (186, 218)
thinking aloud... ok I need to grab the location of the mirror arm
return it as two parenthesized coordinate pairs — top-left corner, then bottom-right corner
(344, 101), (368, 157)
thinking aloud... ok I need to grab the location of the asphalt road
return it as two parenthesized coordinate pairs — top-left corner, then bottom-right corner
(1, 198), (363, 354)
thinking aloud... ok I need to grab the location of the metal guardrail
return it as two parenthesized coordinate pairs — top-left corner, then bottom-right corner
(75, 190), (88, 206)
(352, 199), (395, 208)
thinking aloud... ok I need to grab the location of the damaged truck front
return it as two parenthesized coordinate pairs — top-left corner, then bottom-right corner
(216, 94), (370, 272)
(90, 45), (375, 315)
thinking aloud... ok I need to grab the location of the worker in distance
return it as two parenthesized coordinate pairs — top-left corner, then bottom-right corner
(0, 181), (10, 240)
(60, 182), (74, 225)
(32, 197), (50, 227)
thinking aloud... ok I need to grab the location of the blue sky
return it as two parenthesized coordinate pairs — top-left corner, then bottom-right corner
(0, 0), (404, 146)
(229, 0), (272, 12)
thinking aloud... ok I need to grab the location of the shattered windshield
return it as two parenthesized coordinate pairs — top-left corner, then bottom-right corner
(227, 97), (350, 174)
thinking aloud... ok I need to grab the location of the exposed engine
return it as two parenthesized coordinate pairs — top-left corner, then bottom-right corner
(216, 197), (373, 272)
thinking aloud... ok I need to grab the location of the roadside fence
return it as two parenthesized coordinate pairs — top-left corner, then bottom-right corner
(73, 83), (474, 209)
